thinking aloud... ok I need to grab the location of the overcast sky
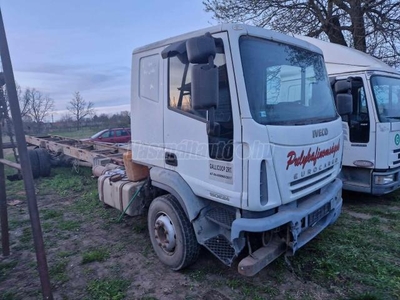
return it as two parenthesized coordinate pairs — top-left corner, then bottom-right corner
(0, 0), (214, 120)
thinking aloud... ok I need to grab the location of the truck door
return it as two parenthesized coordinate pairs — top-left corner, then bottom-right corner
(163, 32), (242, 208)
(339, 76), (376, 184)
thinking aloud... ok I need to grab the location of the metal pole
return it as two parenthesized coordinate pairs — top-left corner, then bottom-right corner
(0, 119), (10, 256)
(0, 7), (53, 300)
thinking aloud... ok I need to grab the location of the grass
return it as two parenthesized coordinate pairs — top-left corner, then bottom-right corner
(58, 219), (81, 231)
(41, 209), (63, 220)
(50, 127), (100, 139)
(39, 168), (91, 197)
(49, 259), (69, 283)
(289, 209), (400, 299)
(0, 260), (18, 283)
(3, 140), (400, 299)
(82, 248), (110, 264)
(0, 291), (17, 300)
(86, 278), (130, 300)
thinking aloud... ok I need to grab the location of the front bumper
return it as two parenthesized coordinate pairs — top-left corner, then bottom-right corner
(371, 168), (400, 195)
(231, 178), (343, 254)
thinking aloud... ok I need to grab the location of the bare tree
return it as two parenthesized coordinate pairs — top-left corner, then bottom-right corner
(24, 88), (54, 125)
(67, 91), (95, 130)
(204, 0), (400, 66)
(19, 85), (31, 118)
(2, 83), (29, 118)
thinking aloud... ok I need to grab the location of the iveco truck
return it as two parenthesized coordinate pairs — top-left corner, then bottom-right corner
(299, 36), (400, 195)
(130, 24), (350, 276)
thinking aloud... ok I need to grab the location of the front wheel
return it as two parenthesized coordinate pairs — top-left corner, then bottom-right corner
(148, 194), (200, 270)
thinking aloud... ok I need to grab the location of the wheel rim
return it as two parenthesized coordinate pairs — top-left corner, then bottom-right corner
(154, 213), (176, 253)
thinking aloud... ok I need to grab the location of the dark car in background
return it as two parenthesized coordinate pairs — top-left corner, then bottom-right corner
(86, 128), (131, 143)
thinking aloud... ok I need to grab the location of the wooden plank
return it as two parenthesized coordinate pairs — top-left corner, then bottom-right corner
(0, 158), (21, 170)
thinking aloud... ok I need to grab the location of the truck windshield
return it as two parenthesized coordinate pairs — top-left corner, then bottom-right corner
(370, 75), (400, 122)
(240, 36), (337, 125)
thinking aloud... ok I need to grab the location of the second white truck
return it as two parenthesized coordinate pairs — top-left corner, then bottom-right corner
(299, 36), (400, 195)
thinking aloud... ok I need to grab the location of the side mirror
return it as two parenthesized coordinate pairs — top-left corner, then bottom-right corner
(336, 94), (353, 115)
(334, 79), (351, 94)
(334, 79), (353, 116)
(186, 33), (216, 64)
(191, 64), (218, 110)
(187, 33), (220, 136)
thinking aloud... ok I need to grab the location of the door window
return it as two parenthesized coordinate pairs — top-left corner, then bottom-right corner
(348, 78), (370, 143)
(101, 131), (112, 138)
(168, 49), (233, 161)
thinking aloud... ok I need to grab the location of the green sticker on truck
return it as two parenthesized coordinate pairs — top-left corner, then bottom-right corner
(395, 134), (400, 146)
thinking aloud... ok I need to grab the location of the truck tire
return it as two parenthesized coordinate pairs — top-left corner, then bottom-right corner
(35, 148), (51, 177)
(28, 149), (40, 179)
(148, 194), (200, 270)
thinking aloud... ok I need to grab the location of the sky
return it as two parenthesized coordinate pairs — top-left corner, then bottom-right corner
(0, 0), (215, 121)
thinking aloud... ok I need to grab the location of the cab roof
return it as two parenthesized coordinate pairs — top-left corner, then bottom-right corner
(132, 23), (323, 56)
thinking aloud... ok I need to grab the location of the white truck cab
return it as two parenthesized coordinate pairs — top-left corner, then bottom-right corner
(298, 36), (400, 195)
(131, 24), (348, 276)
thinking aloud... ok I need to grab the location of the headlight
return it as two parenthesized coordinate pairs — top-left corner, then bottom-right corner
(374, 174), (394, 185)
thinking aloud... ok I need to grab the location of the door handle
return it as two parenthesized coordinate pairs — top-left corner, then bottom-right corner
(165, 152), (178, 166)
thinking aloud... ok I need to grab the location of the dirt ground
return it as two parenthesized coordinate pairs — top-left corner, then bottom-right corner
(0, 167), (399, 299)
(0, 198), (336, 300)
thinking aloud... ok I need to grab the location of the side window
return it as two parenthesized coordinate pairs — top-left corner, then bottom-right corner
(168, 57), (206, 117)
(121, 130), (128, 136)
(139, 55), (159, 102)
(115, 130), (122, 137)
(359, 88), (368, 113)
(168, 51), (234, 161)
(101, 131), (111, 138)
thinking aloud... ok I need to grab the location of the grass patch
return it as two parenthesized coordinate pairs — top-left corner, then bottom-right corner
(346, 292), (385, 300)
(39, 167), (96, 197)
(51, 128), (100, 139)
(58, 251), (76, 258)
(49, 259), (69, 283)
(41, 209), (63, 220)
(3, 154), (24, 200)
(0, 260), (18, 282)
(71, 192), (101, 216)
(86, 278), (130, 300)
(290, 211), (400, 299)
(0, 290), (17, 300)
(19, 227), (32, 244)
(82, 248), (110, 264)
(8, 218), (30, 230)
(57, 219), (81, 231)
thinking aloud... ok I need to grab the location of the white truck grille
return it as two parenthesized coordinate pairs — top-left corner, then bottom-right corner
(289, 166), (335, 194)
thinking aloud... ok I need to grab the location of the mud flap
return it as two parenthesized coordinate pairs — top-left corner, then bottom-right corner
(238, 237), (286, 276)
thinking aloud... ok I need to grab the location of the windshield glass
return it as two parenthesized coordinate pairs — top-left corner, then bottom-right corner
(91, 130), (105, 139)
(370, 75), (400, 122)
(239, 36), (337, 125)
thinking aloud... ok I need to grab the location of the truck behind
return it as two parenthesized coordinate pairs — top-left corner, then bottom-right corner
(298, 36), (400, 195)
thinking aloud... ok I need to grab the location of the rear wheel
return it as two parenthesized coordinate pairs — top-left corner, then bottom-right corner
(28, 149), (40, 179)
(148, 194), (200, 270)
(35, 148), (51, 177)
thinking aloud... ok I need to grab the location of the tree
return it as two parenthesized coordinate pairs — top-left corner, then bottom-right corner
(204, 0), (400, 66)
(67, 91), (95, 130)
(18, 85), (30, 118)
(25, 88), (54, 125)
(2, 83), (29, 118)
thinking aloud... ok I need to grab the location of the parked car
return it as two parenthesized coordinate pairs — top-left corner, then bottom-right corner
(85, 128), (131, 143)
